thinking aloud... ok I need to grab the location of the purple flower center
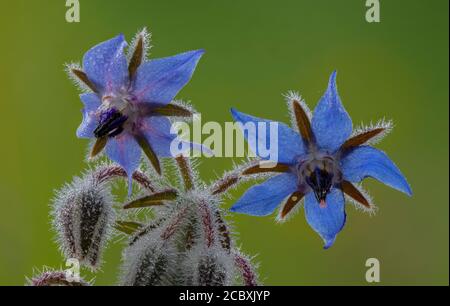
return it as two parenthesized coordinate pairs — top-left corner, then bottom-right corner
(94, 108), (128, 138)
(296, 154), (342, 207)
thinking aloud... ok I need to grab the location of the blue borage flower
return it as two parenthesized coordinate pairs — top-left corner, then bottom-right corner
(67, 29), (204, 193)
(230, 71), (412, 249)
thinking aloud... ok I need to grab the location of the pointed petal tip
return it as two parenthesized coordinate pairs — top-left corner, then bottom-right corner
(229, 199), (261, 216)
(405, 185), (413, 197)
(175, 48), (205, 62)
(323, 236), (336, 250)
(186, 48), (205, 60)
(328, 70), (338, 90)
(229, 204), (246, 214)
(127, 173), (133, 197)
(330, 69), (337, 78)
(113, 33), (127, 47)
(397, 177), (413, 197)
(230, 107), (243, 121)
(401, 179), (413, 197)
(229, 204), (269, 217)
(229, 202), (248, 213)
(196, 48), (206, 55)
(119, 33), (129, 44)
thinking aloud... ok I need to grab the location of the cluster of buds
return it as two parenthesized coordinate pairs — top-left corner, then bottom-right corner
(30, 157), (260, 286)
(119, 156), (259, 286)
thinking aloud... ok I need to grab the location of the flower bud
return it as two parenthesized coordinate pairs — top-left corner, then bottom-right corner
(120, 230), (177, 286)
(184, 247), (234, 286)
(28, 270), (89, 286)
(233, 251), (259, 286)
(52, 174), (114, 270)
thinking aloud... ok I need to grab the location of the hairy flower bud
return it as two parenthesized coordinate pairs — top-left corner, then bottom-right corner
(120, 230), (177, 286)
(233, 251), (259, 286)
(184, 247), (234, 286)
(197, 254), (227, 286)
(27, 270), (89, 286)
(52, 174), (114, 270)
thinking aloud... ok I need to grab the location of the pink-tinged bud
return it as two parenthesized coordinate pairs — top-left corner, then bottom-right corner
(52, 174), (115, 270)
(233, 251), (259, 286)
(27, 270), (89, 286)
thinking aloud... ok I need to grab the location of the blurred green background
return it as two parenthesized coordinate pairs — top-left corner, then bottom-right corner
(0, 0), (448, 285)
